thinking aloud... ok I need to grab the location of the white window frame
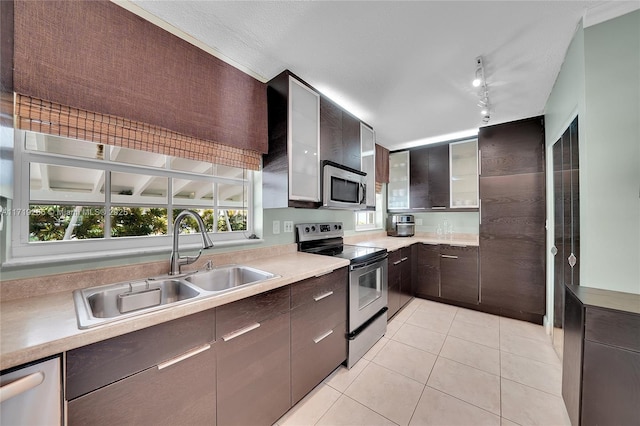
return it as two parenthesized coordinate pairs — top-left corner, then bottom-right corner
(355, 192), (383, 231)
(9, 130), (254, 263)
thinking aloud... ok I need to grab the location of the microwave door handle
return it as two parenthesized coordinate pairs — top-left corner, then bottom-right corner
(360, 183), (366, 204)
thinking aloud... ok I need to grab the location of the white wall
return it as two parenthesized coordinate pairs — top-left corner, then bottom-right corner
(544, 10), (640, 304)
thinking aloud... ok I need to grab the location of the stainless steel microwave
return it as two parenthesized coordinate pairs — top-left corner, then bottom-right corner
(321, 161), (367, 209)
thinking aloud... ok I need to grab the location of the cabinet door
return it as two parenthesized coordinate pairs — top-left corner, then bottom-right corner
(66, 310), (215, 400)
(388, 151), (409, 210)
(288, 77), (320, 202)
(581, 341), (640, 426)
(399, 246), (413, 308)
(68, 345), (216, 426)
(291, 318), (346, 404)
(428, 144), (450, 209)
(387, 250), (402, 318)
(375, 144), (389, 184)
(342, 112), (362, 171)
(414, 244), (440, 298)
(217, 312), (291, 426)
(360, 123), (376, 207)
(562, 288), (584, 426)
(480, 172), (546, 316)
(440, 245), (478, 304)
(450, 139), (478, 208)
(320, 97), (343, 165)
(409, 147), (430, 209)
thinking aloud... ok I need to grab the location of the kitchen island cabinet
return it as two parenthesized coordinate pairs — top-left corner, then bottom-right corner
(291, 267), (348, 404)
(562, 285), (640, 426)
(216, 286), (291, 426)
(66, 310), (216, 425)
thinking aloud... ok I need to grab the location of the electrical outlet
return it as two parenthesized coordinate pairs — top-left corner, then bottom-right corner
(272, 220), (280, 234)
(416, 218), (423, 226)
(283, 221), (293, 233)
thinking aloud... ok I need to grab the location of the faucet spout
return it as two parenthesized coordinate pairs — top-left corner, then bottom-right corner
(170, 210), (214, 275)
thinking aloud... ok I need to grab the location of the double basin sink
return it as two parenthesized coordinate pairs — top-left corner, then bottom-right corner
(73, 265), (279, 329)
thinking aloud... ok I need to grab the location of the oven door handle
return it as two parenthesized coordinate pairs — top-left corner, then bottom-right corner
(350, 253), (388, 270)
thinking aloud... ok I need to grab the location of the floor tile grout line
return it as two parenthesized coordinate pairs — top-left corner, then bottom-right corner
(336, 393), (401, 426)
(423, 384), (504, 421)
(501, 376), (567, 399)
(311, 384), (344, 426)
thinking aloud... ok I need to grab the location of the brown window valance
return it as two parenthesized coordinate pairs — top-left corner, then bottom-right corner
(15, 94), (261, 171)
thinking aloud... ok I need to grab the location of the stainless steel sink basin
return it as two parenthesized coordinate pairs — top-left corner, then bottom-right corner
(74, 279), (201, 329)
(185, 265), (278, 292)
(73, 265), (279, 329)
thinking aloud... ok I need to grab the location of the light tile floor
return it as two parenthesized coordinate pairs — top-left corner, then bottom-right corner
(276, 298), (570, 426)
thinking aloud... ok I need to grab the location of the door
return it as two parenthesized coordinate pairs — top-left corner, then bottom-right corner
(552, 116), (580, 356)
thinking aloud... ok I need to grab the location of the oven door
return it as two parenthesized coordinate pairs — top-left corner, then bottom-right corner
(349, 256), (388, 332)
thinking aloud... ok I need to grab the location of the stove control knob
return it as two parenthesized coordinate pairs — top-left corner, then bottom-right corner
(333, 224), (338, 230)
(311, 226), (316, 232)
(338, 224), (342, 230)
(304, 227), (310, 233)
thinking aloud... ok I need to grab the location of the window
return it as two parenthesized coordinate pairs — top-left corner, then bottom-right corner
(10, 130), (254, 261)
(355, 192), (383, 231)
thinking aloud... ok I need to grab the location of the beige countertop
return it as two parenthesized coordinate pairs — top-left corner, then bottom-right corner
(0, 234), (478, 371)
(0, 252), (349, 371)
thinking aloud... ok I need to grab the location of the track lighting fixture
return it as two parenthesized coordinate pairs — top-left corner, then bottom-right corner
(472, 56), (491, 124)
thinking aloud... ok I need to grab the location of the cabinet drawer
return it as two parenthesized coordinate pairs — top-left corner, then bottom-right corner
(68, 343), (216, 426)
(291, 267), (347, 310)
(217, 312), (291, 426)
(66, 309), (215, 400)
(291, 321), (347, 404)
(585, 308), (640, 352)
(291, 286), (347, 351)
(216, 286), (290, 338)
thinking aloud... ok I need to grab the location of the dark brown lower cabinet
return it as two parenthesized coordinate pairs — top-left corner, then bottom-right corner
(388, 247), (413, 318)
(399, 246), (413, 308)
(68, 345), (216, 426)
(216, 287), (291, 426)
(291, 268), (348, 404)
(440, 245), (478, 305)
(562, 285), (640, 426)
(66, 310), (216, 425)
(414, 243), (440, 298)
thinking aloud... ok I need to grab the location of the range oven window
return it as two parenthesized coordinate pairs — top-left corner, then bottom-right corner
(358, 267), (383, 310)
(331, 176), (359, 203)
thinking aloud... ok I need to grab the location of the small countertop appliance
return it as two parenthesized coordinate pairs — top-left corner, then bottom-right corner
(387, 214), (415, 237)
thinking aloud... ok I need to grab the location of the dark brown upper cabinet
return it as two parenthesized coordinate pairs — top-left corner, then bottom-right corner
(320, 97), (361, 171)
(409, 146), (430, 210)
(264, 71), (321, 209)
(427, 144), (450, 209)
(375, 144), (390, 184)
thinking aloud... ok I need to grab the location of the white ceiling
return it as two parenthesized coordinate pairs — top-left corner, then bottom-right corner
(126, 1), (638, 151)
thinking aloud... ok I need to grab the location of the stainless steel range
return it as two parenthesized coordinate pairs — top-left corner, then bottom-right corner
(296, 222), (388, 368)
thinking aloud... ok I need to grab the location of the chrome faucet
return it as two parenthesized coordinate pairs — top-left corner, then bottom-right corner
(169, 210), (214, 275)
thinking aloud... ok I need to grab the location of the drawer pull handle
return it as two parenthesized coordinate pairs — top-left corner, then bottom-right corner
(400, 257), (408, 262)
(0, 372), (45, 403)
(441, 255), (458, 259)
(313, 329), (334, 344)
(314, 291), (334, 302)
(393, 260), (402, 265)
(222, 322), (261, 342)
(157, 344), (211, 370)
(314, 270), (334, 278)
(431, 206), (446, 210)
(449, 244), (467, 248)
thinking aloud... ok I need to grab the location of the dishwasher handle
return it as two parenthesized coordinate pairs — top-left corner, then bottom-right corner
(0, 371), (45, 403)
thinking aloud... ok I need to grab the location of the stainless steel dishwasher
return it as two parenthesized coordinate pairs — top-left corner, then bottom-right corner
(1, 356), (62, 425)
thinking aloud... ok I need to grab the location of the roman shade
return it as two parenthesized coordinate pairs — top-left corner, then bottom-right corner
(15, 95), (261, 170)
(12, 0), (267, 165)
